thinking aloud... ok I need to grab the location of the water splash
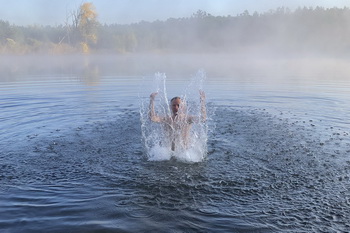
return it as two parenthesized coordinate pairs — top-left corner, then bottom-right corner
(140, 71), (208, 163)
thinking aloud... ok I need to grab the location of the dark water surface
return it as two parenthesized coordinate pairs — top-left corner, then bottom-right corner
(1, 55), (350, 232)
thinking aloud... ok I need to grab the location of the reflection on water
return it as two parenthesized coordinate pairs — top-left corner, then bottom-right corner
(79, 57), (100, 86)
(2, 54), (350, 81)
(1, 55), (350, 232)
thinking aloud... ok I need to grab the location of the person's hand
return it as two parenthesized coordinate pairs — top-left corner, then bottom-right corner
(150, 92), (158, 100)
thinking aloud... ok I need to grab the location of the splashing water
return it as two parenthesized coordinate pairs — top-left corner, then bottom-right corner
(140, 71), (208, 163)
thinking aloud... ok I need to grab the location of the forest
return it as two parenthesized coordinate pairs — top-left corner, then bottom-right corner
(1, 3), (350, 57)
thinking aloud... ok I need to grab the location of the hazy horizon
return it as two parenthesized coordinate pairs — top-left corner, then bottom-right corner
(1, 0), (350, 26)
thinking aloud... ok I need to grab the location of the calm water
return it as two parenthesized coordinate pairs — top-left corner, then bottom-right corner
(1, 55), (350, 232)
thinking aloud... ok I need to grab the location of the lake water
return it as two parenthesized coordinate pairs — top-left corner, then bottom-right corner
(1, 55), (350, 232)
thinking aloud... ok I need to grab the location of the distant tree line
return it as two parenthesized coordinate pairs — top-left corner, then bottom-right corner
(1, 3), (350, 56)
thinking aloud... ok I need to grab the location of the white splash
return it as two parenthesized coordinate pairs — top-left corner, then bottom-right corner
(140, 71), (208, 163)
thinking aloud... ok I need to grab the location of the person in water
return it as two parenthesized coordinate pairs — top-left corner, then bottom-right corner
(149, 90), (206, 151)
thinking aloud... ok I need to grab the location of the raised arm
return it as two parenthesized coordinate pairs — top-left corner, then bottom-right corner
(149, 92), (162, 122)
(199, 90), (207, 122)
(187, 90), (207, 124)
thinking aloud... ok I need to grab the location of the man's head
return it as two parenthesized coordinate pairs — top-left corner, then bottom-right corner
(170, 97), (181, 115)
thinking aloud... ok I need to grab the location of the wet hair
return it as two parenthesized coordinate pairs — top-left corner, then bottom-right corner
(170, 97), (181, 102)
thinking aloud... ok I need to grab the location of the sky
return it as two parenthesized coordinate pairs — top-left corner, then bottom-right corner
(1, 0), (350, 26)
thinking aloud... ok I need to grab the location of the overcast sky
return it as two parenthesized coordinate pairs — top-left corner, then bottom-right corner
(1, 0), (350, 26)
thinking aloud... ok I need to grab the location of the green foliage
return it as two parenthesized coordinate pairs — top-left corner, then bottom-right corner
(1, 7), (350, 56)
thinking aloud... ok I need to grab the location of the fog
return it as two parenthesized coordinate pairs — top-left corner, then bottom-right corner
(1, 6), (350, 81)
(1, 54), (350, 85)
